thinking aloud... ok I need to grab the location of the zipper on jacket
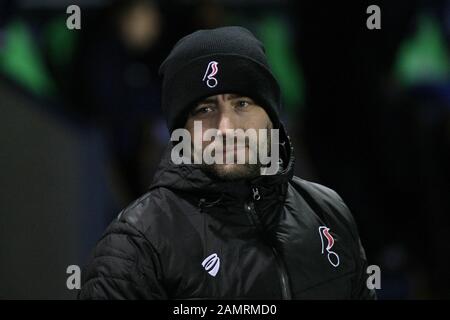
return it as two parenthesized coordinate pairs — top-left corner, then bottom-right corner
(244, 201), (292, 300)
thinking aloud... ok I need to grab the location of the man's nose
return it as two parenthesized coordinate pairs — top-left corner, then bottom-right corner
(216, 109), (236, 134)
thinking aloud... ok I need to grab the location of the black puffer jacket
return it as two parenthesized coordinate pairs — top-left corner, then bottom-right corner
(79, 126), (376, 299)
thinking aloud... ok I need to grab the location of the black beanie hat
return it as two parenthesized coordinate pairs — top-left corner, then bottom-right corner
(159, 26), (281, 132)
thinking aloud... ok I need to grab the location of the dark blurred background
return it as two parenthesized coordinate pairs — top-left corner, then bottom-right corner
(0, 0), (449, 299)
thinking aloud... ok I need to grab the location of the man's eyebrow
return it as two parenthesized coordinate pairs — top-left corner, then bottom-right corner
(195, 94), (251, 105)
(227, 94), (253, 100)
(196, 96), (217, 105)
(227, 94), (243, 100)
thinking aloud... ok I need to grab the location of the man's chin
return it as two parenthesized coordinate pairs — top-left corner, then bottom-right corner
(203, 163), (260, 181)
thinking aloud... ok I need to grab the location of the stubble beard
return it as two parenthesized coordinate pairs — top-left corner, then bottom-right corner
(200, 125), (273, 181)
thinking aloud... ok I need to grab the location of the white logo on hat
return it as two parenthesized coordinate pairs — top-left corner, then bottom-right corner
(202, 61), (219, 88)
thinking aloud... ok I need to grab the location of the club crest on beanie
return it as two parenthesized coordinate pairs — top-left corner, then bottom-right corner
(159, 26), (282, 132)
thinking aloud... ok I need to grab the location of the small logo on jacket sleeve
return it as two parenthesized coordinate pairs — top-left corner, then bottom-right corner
(201, 253), (220, 277)
(202, 61), (219, 88)
(319, 226), (340, 267)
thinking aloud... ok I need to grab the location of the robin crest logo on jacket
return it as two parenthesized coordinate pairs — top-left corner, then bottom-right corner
(202, 61), (219, 88)
(319, 226), (340, 267)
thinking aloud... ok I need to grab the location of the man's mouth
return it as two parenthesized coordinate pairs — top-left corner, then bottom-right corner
(223, 145), (247, 153)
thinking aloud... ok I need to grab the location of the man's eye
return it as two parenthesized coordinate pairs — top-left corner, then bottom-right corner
(236, 100), (250, 108)
(192, 106), (213, 115)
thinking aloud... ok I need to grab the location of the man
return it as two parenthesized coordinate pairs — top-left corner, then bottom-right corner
(79, 26), (376, 299)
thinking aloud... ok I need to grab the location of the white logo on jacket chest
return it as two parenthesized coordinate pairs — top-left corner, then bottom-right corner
(201, 253), (220, 277)
(319, 226), (340, 267)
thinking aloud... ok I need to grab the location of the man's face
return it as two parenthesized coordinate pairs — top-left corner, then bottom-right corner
(184, 93), (273, 180)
